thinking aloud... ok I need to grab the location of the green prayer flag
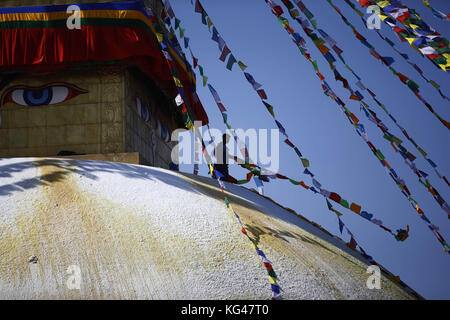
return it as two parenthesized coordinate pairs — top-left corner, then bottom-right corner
(201, 11), (207, 25)
(226, 54), (237, 71)
(407, 80), (419, 92)
(429, 80), (440, 89)
(294, 147), (302, 159)
(268, 269), (277, 279)
(408, 196), (417, 205)
(391, 136), (403, 146)
(375, 149), (385, 160)
(284, 0), (294, 9)
(340, 199), (349, 209)
(345, 65), (354, 73)
(262, 101), (275, 118)
(310, 33), (319, 41)
(383, 133), (394, 143)
(313, 38), (325, 47)
(418, 179), (426, 187)
(175, 18), (181, 29)
(326, 199), (333, 210)
(380, 103), (389, 114)
(436, 47), (450, 54)
(417, 147), (427, 157)
(304, 9), (314, 20)
(179, 27), (185, 38)
(388, 67), (397, 75)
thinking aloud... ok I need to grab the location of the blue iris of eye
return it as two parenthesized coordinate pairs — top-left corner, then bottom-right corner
(24, 88), (52, 106)
(141, 105), (148, 120)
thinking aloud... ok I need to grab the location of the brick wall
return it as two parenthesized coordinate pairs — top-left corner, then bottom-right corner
(0, 69), (125, 157)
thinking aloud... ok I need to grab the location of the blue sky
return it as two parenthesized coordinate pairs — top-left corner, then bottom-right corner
(170, 0), (450, 299)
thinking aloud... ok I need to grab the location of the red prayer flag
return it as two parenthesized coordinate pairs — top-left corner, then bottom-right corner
(257, 89), (268, 100)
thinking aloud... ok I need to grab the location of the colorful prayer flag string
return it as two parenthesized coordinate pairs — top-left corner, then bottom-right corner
(292, 0), (450, 187)
(263, 0), (449, 253)
(232, 156), (409, 241)
(165, 4), (411, 243)
(327, 200), (422, 298)
(325, 0), (450, 130)
(189, 0), (414, 243)
(356, 0), (450, 73)
(342, 0), (450, 102)
(190, 0), (315, 170)
(194, 128), (282, 299)
(154, 5), (281, 299)
(211, 164), (282, 300)
(279, 0), (450, 218)
(422, 0), (450, 20)
(161, 1), (264, 192)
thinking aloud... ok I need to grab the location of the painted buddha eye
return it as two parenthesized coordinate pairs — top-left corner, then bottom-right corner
(1, 83), (88, 107)
(156, 119), (171, 142)
(136, 97), (151, 122)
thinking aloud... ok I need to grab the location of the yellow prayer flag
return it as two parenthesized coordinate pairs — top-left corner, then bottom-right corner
(238, 61), (247, 71)
(268, 276), (277, 285)
(377, 1), (391, 8)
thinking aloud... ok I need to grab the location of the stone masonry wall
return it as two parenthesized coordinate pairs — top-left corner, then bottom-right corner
(0, 69), (126, 157)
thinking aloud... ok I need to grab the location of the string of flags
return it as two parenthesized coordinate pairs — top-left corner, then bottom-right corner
(293, 0), (450, 187)
(264, 0), (449, 253)
(231, 155), (410, 241)
(188, 0), (416, 242)
(194, 126), (281, 299)
(181, 1), (445, 255)
(342, 0), (450, 102)
(190, 0), (316, 174)
(162, 0), (265, 193)
(210, 164), (282, 300)
(165, 0), (429, 263)
(153, 5), (281, 299)
(327, 200), (422, 298)
(196, 126), (416, 298)
(160, 4), (448, 291)
(277, 0), (450, 220)
(356, 0), (450, 72)
(422, 0), (450, 20)
(325, 0), (450, 131)
(162, 1), (415, 248)
(206, 83), (264, 192)
(166, 0), (449, 253)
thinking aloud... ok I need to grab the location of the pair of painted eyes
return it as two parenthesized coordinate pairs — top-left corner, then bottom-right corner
(1, 83), (87, 107)
(157, 119), (170, 142)
(136, 97), (170, 142)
